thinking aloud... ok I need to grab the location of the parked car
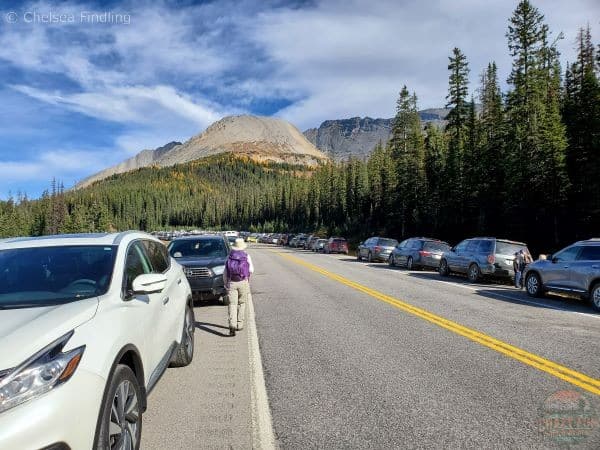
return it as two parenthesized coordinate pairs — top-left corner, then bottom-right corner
(312, 239), (328, 252)
(325, 237), (349, 254)
(439, 237), (529, 282)
(246, 233), (259, 243)
(0, 232), (194, 449)
(389, 238), (451, 270)
(523, 239), (600, 311)
(296, 235), (308, 249)
(305, 235), (320, 250)
(357, 237), (399, 262)
(168, 234), (230, 302)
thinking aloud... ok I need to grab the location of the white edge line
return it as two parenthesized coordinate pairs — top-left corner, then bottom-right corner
(248, 292), (278, 449)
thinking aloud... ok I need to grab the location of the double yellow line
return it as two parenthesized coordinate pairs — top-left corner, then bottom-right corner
(276, 252), (600, 396)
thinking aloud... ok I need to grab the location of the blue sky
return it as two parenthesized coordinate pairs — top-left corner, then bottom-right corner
(0, 0), (598, 198)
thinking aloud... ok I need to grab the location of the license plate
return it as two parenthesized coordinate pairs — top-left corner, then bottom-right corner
(433, 255), (441, 259)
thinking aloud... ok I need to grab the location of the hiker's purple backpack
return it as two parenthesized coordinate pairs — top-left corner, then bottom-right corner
(226, 250), (250, 282)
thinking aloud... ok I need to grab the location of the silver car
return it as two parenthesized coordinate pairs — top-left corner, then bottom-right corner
(524, 239), (600, 311)
(357, 237), (399, 262)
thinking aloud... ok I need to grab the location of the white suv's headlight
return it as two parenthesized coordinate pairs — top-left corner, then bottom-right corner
(212, 265), (225, 276)
(0, 331), (85, 414)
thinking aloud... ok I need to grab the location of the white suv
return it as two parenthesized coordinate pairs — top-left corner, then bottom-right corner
(0, 232), (194, 449)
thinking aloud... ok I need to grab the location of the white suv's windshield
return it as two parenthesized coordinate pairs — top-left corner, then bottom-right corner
(0, 245), (116, 308)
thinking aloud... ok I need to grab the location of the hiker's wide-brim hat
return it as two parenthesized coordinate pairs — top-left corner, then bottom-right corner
(231, 238), (247, 250)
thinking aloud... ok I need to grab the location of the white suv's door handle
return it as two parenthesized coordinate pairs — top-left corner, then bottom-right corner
(162, 297), (170, 305)
(177, 278), (182, 285)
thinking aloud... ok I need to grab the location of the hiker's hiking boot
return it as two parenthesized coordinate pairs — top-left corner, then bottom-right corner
(229, 327), (236, 337)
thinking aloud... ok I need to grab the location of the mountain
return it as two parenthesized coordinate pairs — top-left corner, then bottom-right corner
(76, 115), (328, 188)
(303, 108), (450, 160)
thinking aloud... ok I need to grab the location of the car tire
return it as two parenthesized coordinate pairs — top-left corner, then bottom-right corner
(525, 272), (544, 298)
(439, 259), (449, 277)
(367, 252), (373, 263)
(221, 295), (230, 306)
(95, 365), (143, 450)
(389, 255), (395, 267)
(357, 251), (362, 261)
(170, 304), (195, 367)
(589, 283), (600, 312)
(407, 257), (414, 270)
(467, 264), (481, 283)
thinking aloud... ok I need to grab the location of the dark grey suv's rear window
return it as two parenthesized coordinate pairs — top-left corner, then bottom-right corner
(495, 241), (527, 255)
(424, 241), (450, 252)
(578, 246), (600, 261)
(378, 238), (399, 247)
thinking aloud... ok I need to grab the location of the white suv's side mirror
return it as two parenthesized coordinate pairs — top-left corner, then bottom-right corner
(131, 273), (168, 295)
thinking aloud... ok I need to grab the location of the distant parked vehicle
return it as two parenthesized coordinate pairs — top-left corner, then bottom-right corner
(313, 239), (328, 252)
(523, 239), (600, 311)
(389, 238), (451, 270)
(325, 237), (349, 254)
(296, 236), (308, 249)
(304, 235), (319, 250)
(246, 234), (259, 243)
(439, 237), (530, 283)
(357, 237), (399, 262)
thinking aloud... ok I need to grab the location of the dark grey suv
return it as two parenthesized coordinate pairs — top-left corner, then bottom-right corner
(389, 238), (451, 270)
(168, 235), (230, 302)
(523, 239), (600, 311)
(439, 237), (530, 282)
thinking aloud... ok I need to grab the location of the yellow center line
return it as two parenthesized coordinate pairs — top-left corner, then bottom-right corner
(275, 251), (600, 396)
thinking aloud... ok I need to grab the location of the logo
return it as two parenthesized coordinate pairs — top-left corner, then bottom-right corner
(538, 390), (599, 445)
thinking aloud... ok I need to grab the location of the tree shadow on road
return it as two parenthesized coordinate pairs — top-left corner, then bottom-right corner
(406, 272), (597, 315)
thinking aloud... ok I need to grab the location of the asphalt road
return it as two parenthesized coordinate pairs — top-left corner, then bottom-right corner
(250, 245), (600, 449)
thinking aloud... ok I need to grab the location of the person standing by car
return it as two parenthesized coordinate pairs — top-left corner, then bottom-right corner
(513, 250), (525, 288)
(223, 238), (254, 336)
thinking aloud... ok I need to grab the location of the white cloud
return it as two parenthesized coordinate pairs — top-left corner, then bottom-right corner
(247, 0), (599, 128)
(0, 149), (110, 183)
(10, 84), (226, 130)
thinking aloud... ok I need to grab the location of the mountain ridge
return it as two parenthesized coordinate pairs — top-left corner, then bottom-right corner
(303, 108), (450, 160)
(76, 115), (328, 189)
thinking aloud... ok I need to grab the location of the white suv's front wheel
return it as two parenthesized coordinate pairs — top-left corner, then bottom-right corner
(95, 365), (142, 450)
(170, 304), (195, 367)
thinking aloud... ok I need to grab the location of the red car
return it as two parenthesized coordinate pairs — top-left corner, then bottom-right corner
(325, 237), (349, 254)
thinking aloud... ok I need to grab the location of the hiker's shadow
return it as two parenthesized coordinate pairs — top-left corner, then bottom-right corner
(195, 321), (230, 337)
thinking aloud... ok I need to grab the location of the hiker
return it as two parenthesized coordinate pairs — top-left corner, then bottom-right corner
(223, 238), (254, 336)
(513, 250), (525, 288)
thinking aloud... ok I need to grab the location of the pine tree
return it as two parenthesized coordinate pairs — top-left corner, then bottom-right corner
(477, 62), (505, 232)
(389, 87), (426, 236)
(443, 47), (470, 236)
(505, 0), (569, 245)
(563, 25), (600, 238)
